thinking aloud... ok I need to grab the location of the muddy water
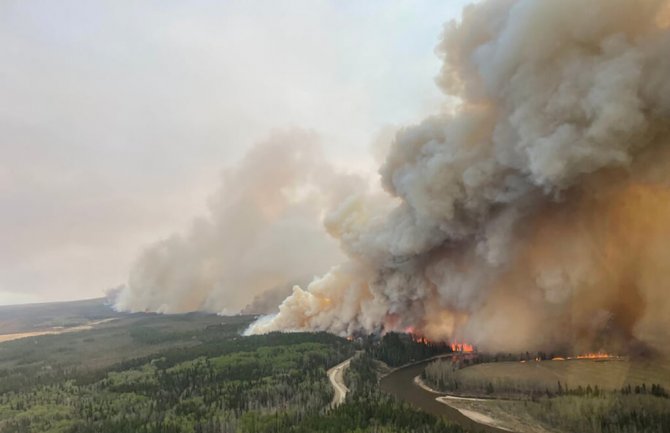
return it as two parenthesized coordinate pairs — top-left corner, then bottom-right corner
(379, 358), (510, 433)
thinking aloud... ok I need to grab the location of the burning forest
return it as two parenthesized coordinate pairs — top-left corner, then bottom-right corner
(7, 2), (670, 433)
(247, 0), (670, 356)
(118, 0), (670, 358)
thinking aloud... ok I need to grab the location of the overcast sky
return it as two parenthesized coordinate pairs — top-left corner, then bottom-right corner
(0, 0), (472, 306)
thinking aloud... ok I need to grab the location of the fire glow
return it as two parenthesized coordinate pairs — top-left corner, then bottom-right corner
(550, 353), (619, 361)
(574, 352), (618, 360)
(450, 342), (474, 353)
(408, 332), (431, 345)
(407, 332), (476, 354)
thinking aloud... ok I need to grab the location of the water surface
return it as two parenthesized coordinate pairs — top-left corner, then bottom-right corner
(379, 358), (510, 433)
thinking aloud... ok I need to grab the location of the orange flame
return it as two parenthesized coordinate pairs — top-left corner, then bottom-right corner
(550, 352), (618, 361)
(574, 352), (615, 360)
(450, 342), (474, 353)
(408, 333), (431, 344)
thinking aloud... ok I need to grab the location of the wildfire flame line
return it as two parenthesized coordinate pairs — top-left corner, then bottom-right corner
(406, 332), (476, 353)
(450, 342), (474, 353)
(549, 352), (619, 361)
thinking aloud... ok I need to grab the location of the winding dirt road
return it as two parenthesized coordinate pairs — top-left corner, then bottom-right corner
(327, 357), (352, 407)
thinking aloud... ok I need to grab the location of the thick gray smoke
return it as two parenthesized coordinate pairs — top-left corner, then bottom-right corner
(249, 0), (670, 355)
(115, 130), (360, 314)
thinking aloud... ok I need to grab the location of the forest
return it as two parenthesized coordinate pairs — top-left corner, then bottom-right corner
(0, 314), (463, 433)
(5, 309), (668, 433)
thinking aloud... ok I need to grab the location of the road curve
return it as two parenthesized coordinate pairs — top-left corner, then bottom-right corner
(327, 357), (352, 407)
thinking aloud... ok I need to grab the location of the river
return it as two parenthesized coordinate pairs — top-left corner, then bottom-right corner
(379, 357), (510, 433)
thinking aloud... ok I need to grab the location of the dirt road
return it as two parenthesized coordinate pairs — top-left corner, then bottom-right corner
(327, 357), (352, 407)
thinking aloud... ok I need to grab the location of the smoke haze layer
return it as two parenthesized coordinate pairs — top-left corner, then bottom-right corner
(115, 130), (361, 314)
(248, 0), (670, 354)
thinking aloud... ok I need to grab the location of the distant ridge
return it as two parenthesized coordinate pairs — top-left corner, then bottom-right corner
(0, 297), (121, 335)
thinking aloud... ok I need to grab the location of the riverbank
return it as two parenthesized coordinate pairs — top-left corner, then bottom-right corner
(414, 375), (516, 432)
(379, 357), (510, 433)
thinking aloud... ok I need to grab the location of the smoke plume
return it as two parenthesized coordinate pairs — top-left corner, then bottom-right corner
(248, 0), (670, 355)
(115, 130), (360, 314)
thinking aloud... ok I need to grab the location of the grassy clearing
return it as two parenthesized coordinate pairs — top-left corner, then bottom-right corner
(457, 359), (670, 390)
(426, 358), (670, 397)
(424, 358), (670, 433)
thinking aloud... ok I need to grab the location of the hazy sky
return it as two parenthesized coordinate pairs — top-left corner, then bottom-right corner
(0, 0), (472, 306)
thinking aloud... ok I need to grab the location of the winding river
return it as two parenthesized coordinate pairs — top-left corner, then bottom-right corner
(379, 357), (510, 433)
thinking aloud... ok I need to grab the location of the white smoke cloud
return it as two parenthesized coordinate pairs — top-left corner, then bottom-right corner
(249, 0), (670, 354)
(115, 129), (362, 314)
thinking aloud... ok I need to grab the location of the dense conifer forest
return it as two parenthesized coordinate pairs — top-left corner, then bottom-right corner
(3, 312), (668, 433)
(0, 315), (463, 433)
